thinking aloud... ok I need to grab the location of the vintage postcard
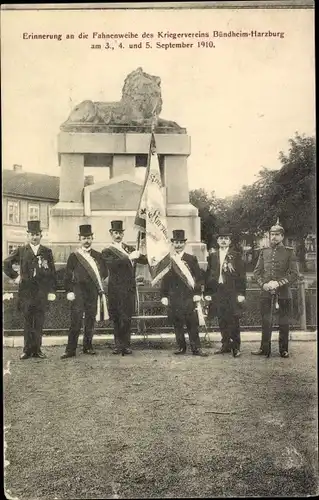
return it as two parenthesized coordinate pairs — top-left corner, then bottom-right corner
(2, 2), (317, 499)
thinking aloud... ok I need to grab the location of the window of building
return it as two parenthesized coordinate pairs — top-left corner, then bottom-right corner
(28, 203), (40, 221)
(7, 200), (20, 224)
(8, 243), (20, 255)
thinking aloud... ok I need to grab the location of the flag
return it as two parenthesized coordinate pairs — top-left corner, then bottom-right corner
(135, 133), (171, 285)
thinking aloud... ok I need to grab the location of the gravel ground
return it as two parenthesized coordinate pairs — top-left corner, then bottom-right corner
(3, 342), (318, 499)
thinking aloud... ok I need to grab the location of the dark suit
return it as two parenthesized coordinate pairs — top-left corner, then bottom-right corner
(102, 244), (147, 350)
(160, 253), (203, 352)
(64, 249), (107, 354)
(3, 244), (56, 355)
(253, 243), (299, 353)
(205, 247), (246, 351)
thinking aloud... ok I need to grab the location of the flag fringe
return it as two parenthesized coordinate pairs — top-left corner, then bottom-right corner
(151, 264), (171, 286)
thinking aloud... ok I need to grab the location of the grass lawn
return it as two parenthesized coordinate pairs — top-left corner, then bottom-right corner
(4, 341), (318, 499)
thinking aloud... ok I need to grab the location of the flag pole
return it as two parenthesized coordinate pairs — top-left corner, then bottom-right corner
(136, 100), (158, 253)
(134, 103), (159, 321)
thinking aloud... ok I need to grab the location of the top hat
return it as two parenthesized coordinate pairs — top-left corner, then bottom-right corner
(270, 218), (284, 233)
(27, 220), (42, 233)
(79, 224), (93, 236)
(110, 220), (124, 232)
(171, 229), (187, 242)
(217, 227), (232, 237)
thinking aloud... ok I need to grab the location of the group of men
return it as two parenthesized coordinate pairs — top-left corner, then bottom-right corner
(3, 218), (299, 360)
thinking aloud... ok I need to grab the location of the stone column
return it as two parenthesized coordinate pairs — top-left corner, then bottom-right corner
(164, 155), (190, 204)
(59, 153), (84, 203)
(112, 155), (135, 178)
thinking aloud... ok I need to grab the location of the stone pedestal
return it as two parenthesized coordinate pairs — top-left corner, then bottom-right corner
(59, 154), (84, 203)
(112, 155), (135, 177)
(49, 131), (206, 268)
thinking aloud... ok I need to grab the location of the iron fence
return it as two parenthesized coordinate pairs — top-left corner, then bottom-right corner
(2, 283), (317, 335)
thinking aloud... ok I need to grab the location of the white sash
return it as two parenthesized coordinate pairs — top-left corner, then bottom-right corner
(78, 249), (109, 321)
(108, 243), (133, 266)
(196, 302), (206, 326)
(171, 254), (206, 327)
(171, 254), (195, 289)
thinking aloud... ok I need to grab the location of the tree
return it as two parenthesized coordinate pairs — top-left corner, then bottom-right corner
(226, 133), (316, 271)
(229, 168), (278, 234)
(190, 133), (315, 270)
(270, 133), (316, 270)
(189, 189), (230, 246)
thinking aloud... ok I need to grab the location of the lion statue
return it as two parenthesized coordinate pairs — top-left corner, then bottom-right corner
(61, 67), (185, 133)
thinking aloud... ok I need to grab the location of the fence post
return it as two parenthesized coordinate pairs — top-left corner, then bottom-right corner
(298, 276), (307, 331)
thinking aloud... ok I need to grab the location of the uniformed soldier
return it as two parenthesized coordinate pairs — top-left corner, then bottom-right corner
(252, 219), (299, 358)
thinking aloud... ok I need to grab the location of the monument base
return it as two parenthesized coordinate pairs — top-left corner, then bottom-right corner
(49, 204), (207, 268)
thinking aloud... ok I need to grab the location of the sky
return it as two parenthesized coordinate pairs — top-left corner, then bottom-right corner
(1, 6), (315, 198)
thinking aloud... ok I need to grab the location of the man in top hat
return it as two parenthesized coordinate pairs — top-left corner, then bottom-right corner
(252, 219), (299, 358)
(101, 220), (148, 355)
(3, 220), (57, 359)
(160, 229), (208, 356)
(61, 224), (108, 359)
(204, 227), (246, 357)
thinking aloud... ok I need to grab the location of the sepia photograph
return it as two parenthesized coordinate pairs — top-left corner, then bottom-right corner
(2, 1), (317, 498)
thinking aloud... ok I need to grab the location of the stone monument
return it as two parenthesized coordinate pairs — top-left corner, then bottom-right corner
(49, 67), (206, 268)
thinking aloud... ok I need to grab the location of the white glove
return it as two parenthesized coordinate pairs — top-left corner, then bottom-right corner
(204, 295), (212, 302)
(47, 293), (56, 301)
(268, 280), (279, 290)
(263, 282), (271, 291)
(67, 292), (75, 301)
(129, 250), (140, 261)
(193, 295), (201, 302)
(237, 295), (245, 303)
(161, 297), (168, 306)
(14, 275), (21, 285)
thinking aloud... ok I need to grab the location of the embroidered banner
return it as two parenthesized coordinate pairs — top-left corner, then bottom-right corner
(135, 133), (171, 284)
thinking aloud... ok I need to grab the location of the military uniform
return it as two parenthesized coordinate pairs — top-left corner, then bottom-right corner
(253, 242), (299, 355)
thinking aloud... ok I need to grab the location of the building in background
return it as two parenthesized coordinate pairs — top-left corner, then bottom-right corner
(2, 164), (316, 273)
(2, 165), (59, 257)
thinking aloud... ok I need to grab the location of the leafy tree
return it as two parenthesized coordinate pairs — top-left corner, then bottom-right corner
(228, 167), (279, 237)
(190, 133), (315, 270)
(269, 133), (316, 270)
(227, 133), (316, 270)
(189, 189), (229, 246)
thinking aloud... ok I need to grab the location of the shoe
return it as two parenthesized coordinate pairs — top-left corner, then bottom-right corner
(214, 348), (231, 355)
(112, 348), (121, 355)
(251, 349), (267, 356)
(192, 349), (208, 357)
(83, 348), (96, 355)
(174, 348), (186, 355)
(123, 348), (132, 355)
(33, 351), (47, 359)
(60, 353), (76, 359)
(232, 349), (241, 358)
(20, 353), (31, 360)
(280, 351), (289, 358)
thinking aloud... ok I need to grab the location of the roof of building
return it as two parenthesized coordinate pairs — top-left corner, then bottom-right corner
(3, 169), (60, 200)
